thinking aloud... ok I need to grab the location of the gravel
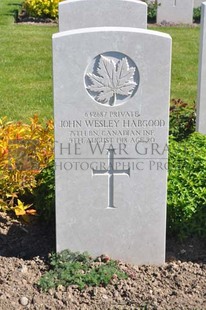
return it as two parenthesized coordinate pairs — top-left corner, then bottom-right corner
(0, 211), (206, 309)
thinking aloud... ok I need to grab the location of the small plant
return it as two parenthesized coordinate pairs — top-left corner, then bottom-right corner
(167, 133), (206, 238)
(169, 99), (196, 141)
(193, 7), (201, 23)
(11, 199), (37, 222)
(38, 250), (128, 291)
(22, 0), (63, 19)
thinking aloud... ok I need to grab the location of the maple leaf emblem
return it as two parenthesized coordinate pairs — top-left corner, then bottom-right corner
(86, 55), (137, 106)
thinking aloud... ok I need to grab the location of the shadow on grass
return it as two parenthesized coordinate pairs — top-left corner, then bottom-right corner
(7, 3), (22, 6)
(3, 3), (22, 18)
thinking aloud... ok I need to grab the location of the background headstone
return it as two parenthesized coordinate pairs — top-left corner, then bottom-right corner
(157, 0), (194, 24)
(53, 26), (171, 265)
(59, 0), (147, 31)
(196, 2), (206, 134)
(194, 0), (203, 7)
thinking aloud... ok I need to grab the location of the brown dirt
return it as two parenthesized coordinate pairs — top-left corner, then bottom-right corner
(0, 211), (206, 310)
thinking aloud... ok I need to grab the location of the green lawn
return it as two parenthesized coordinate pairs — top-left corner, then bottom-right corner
(153, 26), (200, 105)
(0, 0), (57, 121)
(0, 0), (200, 121)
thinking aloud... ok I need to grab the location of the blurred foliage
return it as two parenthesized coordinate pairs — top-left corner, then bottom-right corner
(0, 115), (54, 220)
(193, 7), (201, 23)
(142, 0), (160, 23)
(169, 99), (196, 141)
(33, 161), (55, 222)
(22, 0), (63, 19)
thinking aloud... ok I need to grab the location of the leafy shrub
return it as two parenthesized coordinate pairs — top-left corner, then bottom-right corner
(33, 161), (55, 222)
(169, 99), (196, 141)
(142, 0), (160, 23)
(38, 250), (127, 291)
(22, 0), (63, 19)
(167, 133), (206, 238)
(0, 116), (54, 219)
(193, 7), (201, 23)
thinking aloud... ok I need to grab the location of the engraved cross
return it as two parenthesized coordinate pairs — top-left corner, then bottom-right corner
(92, 148), (130, 209)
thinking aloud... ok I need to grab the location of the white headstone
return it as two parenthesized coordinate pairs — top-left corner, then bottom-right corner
(59, 0), (147, 31)
(194, 0), (203, 8)
(53, 26), (171, 265)
(157, 0), (194, 24)
(196, 2), (206, 134)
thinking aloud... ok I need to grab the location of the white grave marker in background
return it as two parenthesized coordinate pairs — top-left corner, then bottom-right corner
(59, 0), (147, 31)
(196, 2), (206, 134)
(157, 0), (193, 24)
(194, 0), (203, 8)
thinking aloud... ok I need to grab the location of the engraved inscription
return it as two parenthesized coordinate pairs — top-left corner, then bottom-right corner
(173, 0), (177, 6)
(59, 115), (165, 145)
(92, 148), (130, 209)
(85, 52), (139, 106)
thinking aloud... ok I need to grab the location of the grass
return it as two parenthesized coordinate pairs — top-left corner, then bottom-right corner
(152, 26), (200, 105)
(0, 1), (201, 121)
(0, 0), (57, 121)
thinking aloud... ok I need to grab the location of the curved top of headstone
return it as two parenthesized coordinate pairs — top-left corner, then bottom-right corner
(59, 0), (147, 32)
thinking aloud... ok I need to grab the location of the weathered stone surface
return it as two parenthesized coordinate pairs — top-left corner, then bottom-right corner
(59, 0), (147, 31)
(53, 26), (171, 264)
(194, 0), (204, 8)
(157, 0), (193, 24)
(196, 2), (206, 134)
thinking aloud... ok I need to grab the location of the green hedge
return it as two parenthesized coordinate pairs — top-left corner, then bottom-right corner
(168, 133), (206, 238)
